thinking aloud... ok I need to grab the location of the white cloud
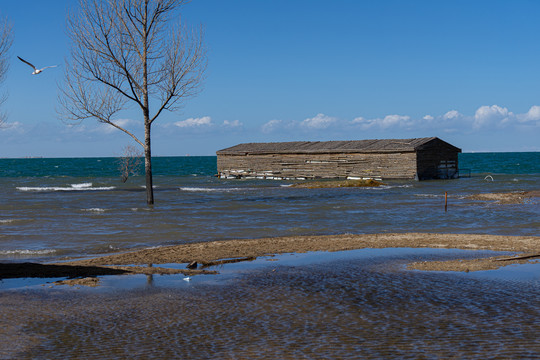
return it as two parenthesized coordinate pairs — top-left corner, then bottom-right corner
(262, 119), (282, 133)
(63, 124), (87, 133)
(174, 116), (213, 128)
(113, 118), (134, 128)
(222, 119), (243, 128)
(301, 113), (337, 129)
(0, 121), (24, 132)
(347, 105), (540, 134)
(95, 118), (140, 134)
(352, 114), (411, 130)
(380, 114), (411, 129)
(473, 105), (512, 129)
(518, 105), (540, 123)
(443, 110), (462, 120)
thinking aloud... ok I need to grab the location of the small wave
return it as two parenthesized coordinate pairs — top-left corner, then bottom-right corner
(179, 187), (245, 192)
(82, 208), (106, 213)
(17, 182), (116, 192)
(415, 194), (443, 198)
(372, 184), (413, 190)
(0, 219), (14, 224)
(71, 182), (93, 189)
(0, 249), (57, 256)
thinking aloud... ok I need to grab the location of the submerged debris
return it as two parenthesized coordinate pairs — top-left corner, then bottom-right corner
(290, 179), (384, 189)
(467, 190), (539, 204)
(54, 277), (100, 287)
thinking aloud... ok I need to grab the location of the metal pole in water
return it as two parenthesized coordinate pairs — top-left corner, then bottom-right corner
(445, 191), (448, 212)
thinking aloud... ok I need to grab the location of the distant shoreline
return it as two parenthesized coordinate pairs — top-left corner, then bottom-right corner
(1, 151), (539, 160)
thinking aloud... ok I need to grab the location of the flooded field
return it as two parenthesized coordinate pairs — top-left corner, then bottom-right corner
(1, 248), (538, 359)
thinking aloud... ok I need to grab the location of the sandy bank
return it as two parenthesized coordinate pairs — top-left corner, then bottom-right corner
(2, 233), (538, 283)
(66, 233), (539, 273)
(467, 190), (539, 204)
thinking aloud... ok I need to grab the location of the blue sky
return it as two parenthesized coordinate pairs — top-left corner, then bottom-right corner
(0, 0), (539, 158)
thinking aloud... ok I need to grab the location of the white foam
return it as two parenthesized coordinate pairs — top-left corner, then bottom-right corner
(82, 208), (106, 213)
(0, 249), (57, 256)
(0, 219), (14, 224)
(17, 182), (116, 192)
(377, 184), (413, 189)
(415, 193), (443, 198)
(71, 182), (93, 189)
(179, 187), (245, 192)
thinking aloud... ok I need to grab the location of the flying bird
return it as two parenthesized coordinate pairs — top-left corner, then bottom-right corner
(17, 56), (58, 75)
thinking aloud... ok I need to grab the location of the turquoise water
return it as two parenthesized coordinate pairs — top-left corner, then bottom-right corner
(0, 152), (538, 259)
(459, 152), (540, 175)
(1, 152), (538, 177)
(0, 156), (216, 177)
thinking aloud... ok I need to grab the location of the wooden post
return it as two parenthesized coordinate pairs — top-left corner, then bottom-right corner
(445, 191), (448, 212)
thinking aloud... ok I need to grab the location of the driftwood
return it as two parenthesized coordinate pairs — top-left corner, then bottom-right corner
(0, 262), (217, 279)
(199, 256), (257, 269)
(495, 253), (540, 262)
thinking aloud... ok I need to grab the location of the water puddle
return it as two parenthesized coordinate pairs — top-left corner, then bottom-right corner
(459, 260), (540, 283)
(1, 247), (539, 359)
(3, 247), (536, 291)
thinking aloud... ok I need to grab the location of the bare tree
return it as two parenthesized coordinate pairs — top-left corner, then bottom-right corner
(118, 144), (143, 183)
(0, 16), (13, 126)
(59, 0), (206, 204)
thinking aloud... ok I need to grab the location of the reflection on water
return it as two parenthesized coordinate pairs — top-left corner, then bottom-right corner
(1, 249), (538, 359)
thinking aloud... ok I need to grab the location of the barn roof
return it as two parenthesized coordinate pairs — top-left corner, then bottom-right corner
(217, 137), (461, 155)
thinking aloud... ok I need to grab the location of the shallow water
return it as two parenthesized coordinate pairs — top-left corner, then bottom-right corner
(0, 153), (538, 260)
(1, 248), (538, 359)
(0, 153), (538, 358)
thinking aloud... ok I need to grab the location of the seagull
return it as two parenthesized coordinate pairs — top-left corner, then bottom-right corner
(17, 56), (58, 75)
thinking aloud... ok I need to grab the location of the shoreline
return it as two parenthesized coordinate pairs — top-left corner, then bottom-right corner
(67, 232), (539, 264)
(1, 233), (538, 284)
(63, 232), (540, 274)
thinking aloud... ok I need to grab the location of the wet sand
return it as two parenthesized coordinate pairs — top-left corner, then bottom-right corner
(1, 233), (539, 358)
(467, 190), (540, 204)
(64, 233), (539, 275)
(2, 233), (538, 283)
(2, 244), (538, 359)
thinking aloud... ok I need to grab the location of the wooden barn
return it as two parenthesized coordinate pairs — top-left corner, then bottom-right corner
(216, 137), (461, 181)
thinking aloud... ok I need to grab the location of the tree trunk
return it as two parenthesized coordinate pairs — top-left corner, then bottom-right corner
(144, 123), (154, 205)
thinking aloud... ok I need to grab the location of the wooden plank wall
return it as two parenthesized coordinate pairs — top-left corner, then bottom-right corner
(217, 152), (418, 180)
